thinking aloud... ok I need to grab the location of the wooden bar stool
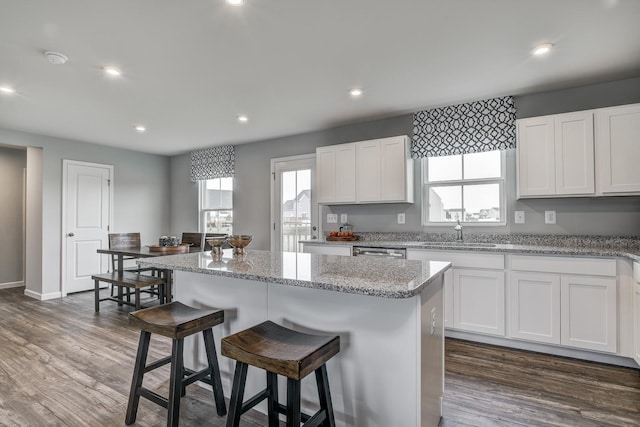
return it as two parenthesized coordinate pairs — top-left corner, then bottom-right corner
(222, 321), (340, 427)
(125, 302), (227, 427)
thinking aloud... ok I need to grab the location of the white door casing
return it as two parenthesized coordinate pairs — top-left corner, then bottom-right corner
(62, 160), (112, 294)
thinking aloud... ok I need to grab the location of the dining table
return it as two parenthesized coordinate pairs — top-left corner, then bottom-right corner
(97, 246), (203, 304)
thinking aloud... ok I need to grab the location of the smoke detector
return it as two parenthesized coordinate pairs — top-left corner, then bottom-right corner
(44, 51), (68, 65)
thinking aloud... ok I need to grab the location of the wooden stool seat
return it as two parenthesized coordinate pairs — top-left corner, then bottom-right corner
(126, 302), (226, 426)
(222, 321), (339, 381)
(129, 301), (224, 339)
(222, 321), (339, 427)
(92, 272), (165, 311)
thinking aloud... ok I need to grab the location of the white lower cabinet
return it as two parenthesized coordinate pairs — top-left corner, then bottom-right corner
(510, 272), (561, 344)
(443, 269), (453, 329)
(634, 283), (640, 365)
(510, 255), (617, 354)
(454, 269), (505, 336)
(300, 243), (352, 256)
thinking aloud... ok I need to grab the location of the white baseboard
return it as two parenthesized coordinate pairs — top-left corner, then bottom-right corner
(0, 281), (24, 289)
(24, 289), (62, 301)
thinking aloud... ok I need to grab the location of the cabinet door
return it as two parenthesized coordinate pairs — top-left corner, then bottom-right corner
(316, 147), (336, 203)
(635, 283), (640, 365)
(517, 116), (556, 197)
(453, 269), (505, 336)
(554, 111), (595, 195)
(443, 268), (453, 329)
(380, 136), (409, 201)
(560, 275), (617, 353)
(510, 272), (561, 344)
(334, 143), (357, 202)
(356, 139), (381, 202)
(596, 103), (640, 195)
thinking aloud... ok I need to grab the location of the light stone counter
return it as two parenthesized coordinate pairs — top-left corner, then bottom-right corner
(138, 249), (451, 299)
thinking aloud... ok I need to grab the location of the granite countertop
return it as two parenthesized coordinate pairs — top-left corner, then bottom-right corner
(137, 250), (451, 299)
(301, 237), (640, 262)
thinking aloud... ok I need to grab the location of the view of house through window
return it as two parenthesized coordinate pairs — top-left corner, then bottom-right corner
(281, 169), (311, 252)
(423, 150), (505, 224)
(200, 177), (233, 234)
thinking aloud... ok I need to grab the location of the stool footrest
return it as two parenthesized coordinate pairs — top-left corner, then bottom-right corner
(144, 355), (171, 373)
(139, 387), (169, 409)
(182, 367), (213, 388)
(275, 403), (315, 423)
(240, 389), (271, 415)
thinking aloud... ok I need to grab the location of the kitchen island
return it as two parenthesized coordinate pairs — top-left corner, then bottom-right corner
(138, 250), (451, 427)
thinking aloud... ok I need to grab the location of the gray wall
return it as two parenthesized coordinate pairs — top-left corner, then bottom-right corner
(0, 128), (171, 297)
(0, 146), (26, 283)
(170, 76), (640, 250)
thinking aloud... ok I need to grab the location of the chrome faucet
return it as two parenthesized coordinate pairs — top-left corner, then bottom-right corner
(454, 220), (463, 241)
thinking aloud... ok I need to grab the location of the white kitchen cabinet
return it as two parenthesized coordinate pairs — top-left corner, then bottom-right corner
(595, 103), (640, 195)
(634, 262), (640, 365)
(301, 243), (352, 256)
(356, 135), (414, 203)
(510, 272), (561, 345)
(454, 269), (505, 336)
(517, 111), (594, 198)
(561, 275), (617, 353)
(407, 249), (504, 335)
(316, 143), (356, 203)
(317, 135), (413, 204)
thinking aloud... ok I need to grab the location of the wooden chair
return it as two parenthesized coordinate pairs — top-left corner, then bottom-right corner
(92, 272), (165, 312)
(181, 232), (204, 250)
(203, 233), (230, 251)
(222, 321), (339, 427)
(108, 232), (159, 300)
(125, 302), (226, 426)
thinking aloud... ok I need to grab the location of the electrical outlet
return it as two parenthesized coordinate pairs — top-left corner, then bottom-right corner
(430, 307), (437, 335)
(514, 211), (525, 224)
(340, 213), (348, 224)
(545, 210), (556, 224)
(327, 213), (338, 224)
(397, 213), (405, 224)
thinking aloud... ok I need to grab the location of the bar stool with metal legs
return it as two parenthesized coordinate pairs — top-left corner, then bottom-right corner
(222, 321), (340, 427)
(125, 302), (227, 427)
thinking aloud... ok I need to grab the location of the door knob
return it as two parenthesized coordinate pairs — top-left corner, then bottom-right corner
(67, 232), (75, 237)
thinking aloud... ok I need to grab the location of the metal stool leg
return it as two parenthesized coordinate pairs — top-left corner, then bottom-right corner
(267, 371), (279, 427)
(286, 378), (301, 427)
(125, 331), (151, 424)
(203, 328), (227, 416)
(316, 364), (335, 427)
(167, 338), (184, 427)
(226, 362), (248, 427)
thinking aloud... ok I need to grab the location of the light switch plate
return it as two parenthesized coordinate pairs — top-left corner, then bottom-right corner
(545, 210), (556, 224)
(327, 213), (338, 224)
(340, 213), (348, 224)
(397, 213), (405, 224)
(514, 211), (525, 224)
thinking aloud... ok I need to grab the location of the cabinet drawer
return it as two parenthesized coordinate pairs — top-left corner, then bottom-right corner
(634, 262), (640, 284)
(407, 250), (504, 270)
(511, 255), (616, 277)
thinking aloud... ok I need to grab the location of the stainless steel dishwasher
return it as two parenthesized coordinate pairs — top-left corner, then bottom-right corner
(352, 246), (406, 259)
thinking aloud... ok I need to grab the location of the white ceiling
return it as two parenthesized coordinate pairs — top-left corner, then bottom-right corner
(0, 0), (639, 156)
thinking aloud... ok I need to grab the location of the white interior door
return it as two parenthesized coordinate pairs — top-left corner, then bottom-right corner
(63, 160), (112, 294)
(271, 155), (316, 253)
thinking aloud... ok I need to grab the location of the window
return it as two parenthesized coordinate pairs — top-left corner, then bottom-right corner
(422, 150), (505, 225)
(199, 177), (233, 234)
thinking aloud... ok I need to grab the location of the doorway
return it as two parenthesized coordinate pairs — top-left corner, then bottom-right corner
(271, 154), (317, 253)
(62, 160), (113, 294)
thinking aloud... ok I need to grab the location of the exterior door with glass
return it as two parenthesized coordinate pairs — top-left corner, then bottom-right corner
(271, 155), (316, 253)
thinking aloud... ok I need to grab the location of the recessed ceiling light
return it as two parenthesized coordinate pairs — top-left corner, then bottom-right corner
(532, 43), (553, 56)
(226, 0), (243, 5)
(238, 115), (249, 123)
(349, 88), (363, 98)
(134, 125), (146, 133)
(103, 66), (122, 76)
(0, 86), (15, 94)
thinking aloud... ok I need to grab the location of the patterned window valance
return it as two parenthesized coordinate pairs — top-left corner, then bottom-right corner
(190, 145), (235, 181)
(411, 96), (516, 158)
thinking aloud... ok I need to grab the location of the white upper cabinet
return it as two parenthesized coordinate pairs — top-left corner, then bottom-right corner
(316, 143), (356, 203)
(517, 111), (594, 198)
(317, 135), (413, 204)
(595, 103), (640, 195)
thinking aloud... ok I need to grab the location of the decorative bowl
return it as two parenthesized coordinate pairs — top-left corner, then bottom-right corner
(227, 235), (253, 255)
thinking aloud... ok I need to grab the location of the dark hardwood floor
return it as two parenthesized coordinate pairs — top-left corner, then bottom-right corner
(0, 286), (639, 426)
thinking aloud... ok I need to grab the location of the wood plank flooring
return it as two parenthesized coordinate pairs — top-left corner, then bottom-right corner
(0, 286), (639, 426)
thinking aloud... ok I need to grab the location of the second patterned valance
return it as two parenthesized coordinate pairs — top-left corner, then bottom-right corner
(411, 96), (516, 158)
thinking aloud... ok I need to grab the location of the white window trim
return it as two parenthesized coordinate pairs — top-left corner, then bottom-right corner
(198, 178), (233, 233)
(421, 150), (507, 227)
